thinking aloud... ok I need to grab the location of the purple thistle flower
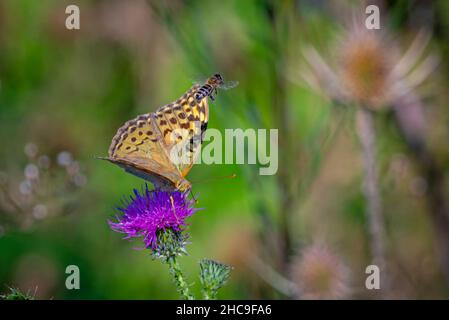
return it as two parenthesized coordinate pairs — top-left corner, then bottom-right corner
(109, 185), (197, 250)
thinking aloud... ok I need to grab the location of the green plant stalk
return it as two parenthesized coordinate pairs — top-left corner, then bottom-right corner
(201, 283), (217, 300)
(166, 256), (194, 300)
(202, 289), (216, 300)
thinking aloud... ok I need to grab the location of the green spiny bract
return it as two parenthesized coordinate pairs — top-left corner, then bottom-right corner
(199, 259), (232, 299)
(152, 228), (189, 261)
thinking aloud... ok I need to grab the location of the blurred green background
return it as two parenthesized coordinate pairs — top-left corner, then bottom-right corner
(1, 0), (449, 299)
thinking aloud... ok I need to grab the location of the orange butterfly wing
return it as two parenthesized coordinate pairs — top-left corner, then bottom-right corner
(151, 85), (209, 178)
(106, 84), (209, 190)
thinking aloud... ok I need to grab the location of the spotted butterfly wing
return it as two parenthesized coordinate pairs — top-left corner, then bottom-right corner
(103, 84), (209, 191)
(153, 85), (209, 177)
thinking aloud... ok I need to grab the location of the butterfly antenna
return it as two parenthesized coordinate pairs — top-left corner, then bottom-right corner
(190, 173), (237, 185)
(94, 156), (111, 162)
(189, 188), (199, 204)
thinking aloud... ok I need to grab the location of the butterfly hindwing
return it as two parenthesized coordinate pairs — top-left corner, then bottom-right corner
(106, 79), (215, 191)
(108, 113), (182, 188)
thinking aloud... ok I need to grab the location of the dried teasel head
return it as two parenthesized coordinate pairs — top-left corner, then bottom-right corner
(339, 29), (393, 109)
(289, 243), (351, 299)
(297, 10), (439, 112)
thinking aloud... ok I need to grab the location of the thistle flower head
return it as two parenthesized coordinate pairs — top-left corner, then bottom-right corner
(289, 244), (350, 299)
(109, 185), (197, 251)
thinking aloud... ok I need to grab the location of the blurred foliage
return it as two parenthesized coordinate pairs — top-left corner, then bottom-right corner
(0, 287), (35, 300)
(0, 0), (449, 299)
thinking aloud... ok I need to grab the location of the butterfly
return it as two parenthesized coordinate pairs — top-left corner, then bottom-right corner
(101, 74), (235, 192)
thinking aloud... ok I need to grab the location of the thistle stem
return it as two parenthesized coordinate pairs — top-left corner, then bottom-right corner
(202, 289), (216, 300)
(356, 108), (389, 296)
(166, 256), (194, 300)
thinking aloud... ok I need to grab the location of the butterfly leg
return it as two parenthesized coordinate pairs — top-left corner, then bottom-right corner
(190, 189), (199, 204)
(170, 195), (179, 223)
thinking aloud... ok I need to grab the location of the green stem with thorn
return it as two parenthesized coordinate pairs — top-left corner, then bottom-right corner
(166, 256), (194, 300)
